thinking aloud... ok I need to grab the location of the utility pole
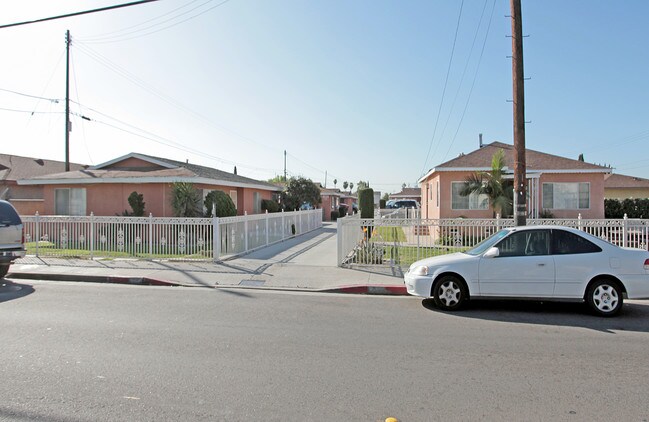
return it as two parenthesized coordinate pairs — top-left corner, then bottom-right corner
(65, 30), (71, 171)
(283, 150), (287, 182)
(510, 0), (526, 226)
(324, 171), (327, 188)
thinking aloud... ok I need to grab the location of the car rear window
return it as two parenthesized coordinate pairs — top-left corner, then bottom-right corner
(0, 202), (22, 226)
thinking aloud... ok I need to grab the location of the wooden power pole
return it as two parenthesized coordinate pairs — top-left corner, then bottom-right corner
(510, 0), (526, 226)
(65, 30), (71, 172)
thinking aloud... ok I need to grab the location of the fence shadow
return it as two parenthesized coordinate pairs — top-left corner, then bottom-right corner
(421, 298), (649, 334)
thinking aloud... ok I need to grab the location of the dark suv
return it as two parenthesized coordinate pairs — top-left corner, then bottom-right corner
(0, 200), (26, 278)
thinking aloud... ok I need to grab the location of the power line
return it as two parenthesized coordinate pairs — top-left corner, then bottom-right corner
(441, 0), (497, 163)
(419, 0), (465, 177)
(79, 0), (230, 44)
(0, 106), (62, 114)
(0, 87), (60, 103)
(0, 1), (160, 29)
(79, 0), (205, 41)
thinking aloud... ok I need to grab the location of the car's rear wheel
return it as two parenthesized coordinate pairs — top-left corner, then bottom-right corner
(586, 279), (623, 317)
(0, 265), (9, 279)
(432, 275), (467, 311)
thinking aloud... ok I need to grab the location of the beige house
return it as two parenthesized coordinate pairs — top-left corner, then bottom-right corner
(389, 187), (421, 203)
(419, 142), (611, 219)
(604, 173), (649, 200)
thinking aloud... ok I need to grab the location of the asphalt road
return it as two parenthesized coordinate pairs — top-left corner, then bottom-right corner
(1, 279), (649, 421)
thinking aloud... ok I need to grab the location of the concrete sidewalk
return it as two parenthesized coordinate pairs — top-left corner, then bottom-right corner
(7, 224), (408, 295)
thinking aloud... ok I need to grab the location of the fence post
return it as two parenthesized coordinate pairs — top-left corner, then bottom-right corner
(244, 211), (249, 253)
(35, 211), (40, 257)
(265, 209), (269, 246)
(90, 212), (95, 259)
(299, 209), (303, 234)
(416, 208), (421, 261)
(337, 216), (343, 266)
(281, 209), (285, 240)
(623, 213), (628, 248)
(148, 213), (153, 257)
(578, 213), (582, 231)
(213, 215), (220, 261)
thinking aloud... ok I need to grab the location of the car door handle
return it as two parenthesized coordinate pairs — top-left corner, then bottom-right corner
(537, 263), (546, 266)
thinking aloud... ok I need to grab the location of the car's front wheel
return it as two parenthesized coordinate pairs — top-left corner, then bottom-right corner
(432, 275), (467, 311)
(586, 279), (623, 317)
(0, 265), (9, 279)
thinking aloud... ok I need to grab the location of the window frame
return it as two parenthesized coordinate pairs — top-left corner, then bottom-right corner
(450, 181), (489, 210)
(54, 188), (86, 216)
(542, 182), (590, 210)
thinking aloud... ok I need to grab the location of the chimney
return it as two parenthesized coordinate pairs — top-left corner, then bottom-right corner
(479, 133), (483, 148)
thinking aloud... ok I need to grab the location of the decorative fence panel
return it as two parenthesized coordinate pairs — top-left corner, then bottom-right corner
(22, 209), (322, 261)
(338, 215), (649, 269)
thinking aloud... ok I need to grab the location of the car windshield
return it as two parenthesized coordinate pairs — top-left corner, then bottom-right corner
(463, 229), (510, 256)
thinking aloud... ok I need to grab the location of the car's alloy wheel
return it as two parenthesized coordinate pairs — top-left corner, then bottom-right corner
(586, 279), (623, 317)
(432, 276), (466, 311)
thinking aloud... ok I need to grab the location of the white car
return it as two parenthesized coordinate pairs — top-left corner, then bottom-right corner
(404, 225), (649, 316)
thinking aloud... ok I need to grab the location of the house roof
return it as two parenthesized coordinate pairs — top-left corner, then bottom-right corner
(18, 152), (281, 192)
(420, 142), (610, 182)
(390, 187), (421, 198)
(604, 173), (649, 189)
(0, 153), (85, 181)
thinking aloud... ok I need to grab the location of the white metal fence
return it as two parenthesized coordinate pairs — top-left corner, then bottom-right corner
(21, 209), (322, 261)
(338, 214), (649, 269)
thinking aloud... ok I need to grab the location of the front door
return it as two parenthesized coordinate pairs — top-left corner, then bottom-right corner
(479, 229), (555, 297)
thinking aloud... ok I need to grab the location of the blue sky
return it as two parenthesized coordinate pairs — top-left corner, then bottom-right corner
(1, 0), (647, 193)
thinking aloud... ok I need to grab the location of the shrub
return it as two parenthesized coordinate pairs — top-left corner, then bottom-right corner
(128, 191), (146, 216)
(538, 209), (555, 218)
(379, 199), (386, 209)
(338, 206), (348, 217)
(204, 190), (237, 217)
(261, 199), (280, 213)
(330, 210), (339, 221)
(358, 188), (374, 219)
(171, 182), (202, 217)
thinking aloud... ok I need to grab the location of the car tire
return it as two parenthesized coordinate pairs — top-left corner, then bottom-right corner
(432, 275), (467, 311)
(586, 279), (623, 317)
(0, 265), (9, 279)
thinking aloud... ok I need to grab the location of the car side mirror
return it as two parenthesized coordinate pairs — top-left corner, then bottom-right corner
(483, 247), (500, 258)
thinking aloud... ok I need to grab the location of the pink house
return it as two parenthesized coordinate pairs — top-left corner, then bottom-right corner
(419, 142), (611, 220)
(17, 153), (281, 217)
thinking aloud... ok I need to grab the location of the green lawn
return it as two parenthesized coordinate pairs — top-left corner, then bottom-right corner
(25, 242), (212, 260)
(371, 226), (407, 242)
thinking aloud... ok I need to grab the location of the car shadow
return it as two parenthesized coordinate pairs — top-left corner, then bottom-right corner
(421, 298), (649, 334)
(0, 279), (35, 304)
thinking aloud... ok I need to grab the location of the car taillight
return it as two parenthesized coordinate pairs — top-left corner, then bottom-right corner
(22, 227), (25, 245)
(645, 259), (649, 271)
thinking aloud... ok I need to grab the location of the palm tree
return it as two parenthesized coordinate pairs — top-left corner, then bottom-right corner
(171, 182), (202, 217)
(460, 149), (513, 217)
(333, 179), (337, 189)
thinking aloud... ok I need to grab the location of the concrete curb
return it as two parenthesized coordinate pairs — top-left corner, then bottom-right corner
(320, 284), (408, 296)
(7, 272), (182, 287)
(7, 272), (408, 296)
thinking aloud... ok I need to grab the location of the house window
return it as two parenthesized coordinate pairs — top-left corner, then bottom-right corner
(55, 188), (86, 215)
(542, 182), (589, 210)
(436, 181), (440, 208)
(253, 192), (261, 214)
(229, 190), (238, 211)
(428, 183), (432, 201)
(451, 182), (488, 210)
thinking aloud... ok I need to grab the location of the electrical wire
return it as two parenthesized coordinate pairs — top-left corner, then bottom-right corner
(79, 0), (231, 44)
(419, 0), (465, 177)
(0, 87), (60, 103)
(441, 0), (497, 163)
(79, 0), (204, 41)
(0, 0), (159, 29)
(0, 106), (62, 114)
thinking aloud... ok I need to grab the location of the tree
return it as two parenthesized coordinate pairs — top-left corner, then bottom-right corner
(357, 181), (369, 191)
(381, 192), (390, 201)
(204, 190), (237, 217)
(349, 182), (354, 192)
(460, 149), (513, 217)
(127, 191), (145, 216)
(171, 182), (202, 217)
(333, 179), (337, 188)
(402, 183), (407, 190)
(268, 175), (286, 184)
(578, 153), (584, 162)
(281, 177), (322, 211)
(343, 181), (349, 191)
